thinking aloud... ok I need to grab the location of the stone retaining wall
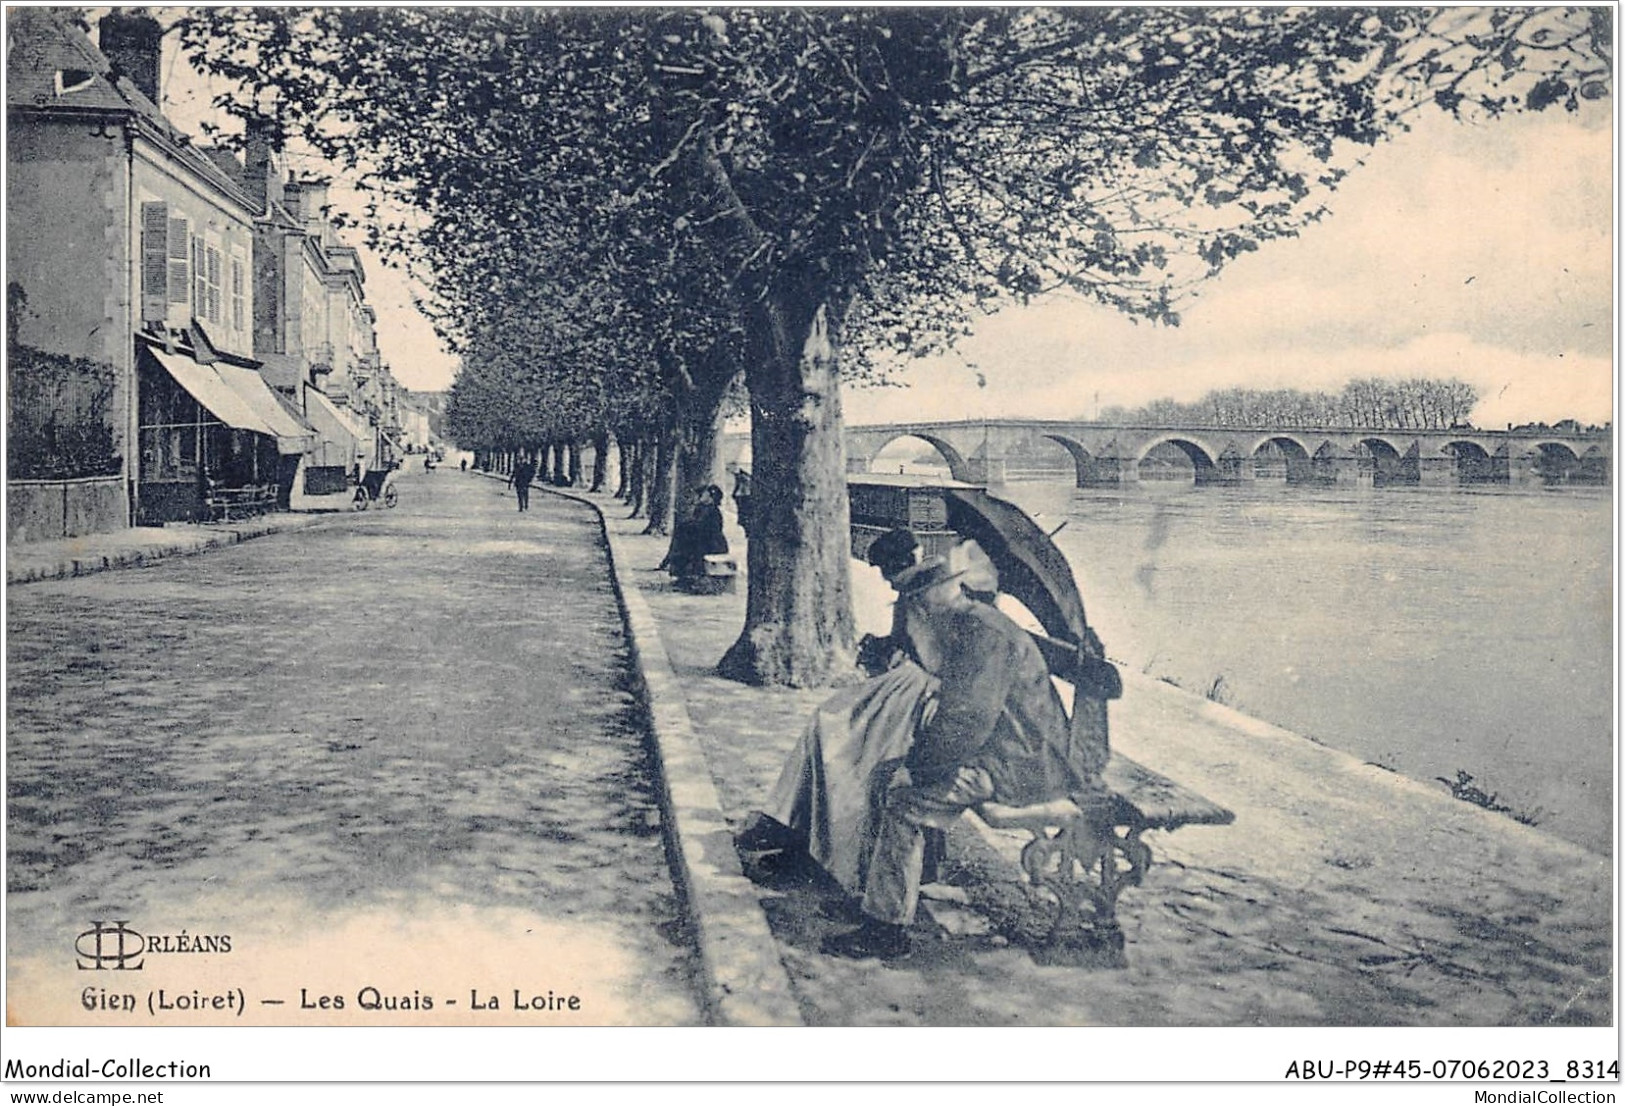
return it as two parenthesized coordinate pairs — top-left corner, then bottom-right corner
(7, 476), (126, 543)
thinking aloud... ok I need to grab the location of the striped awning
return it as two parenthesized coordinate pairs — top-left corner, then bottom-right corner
(215, 364), (315, 454)
(143, 346), (274, 435)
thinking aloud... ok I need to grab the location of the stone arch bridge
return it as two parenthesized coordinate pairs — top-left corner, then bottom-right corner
(834, 419), (1611, 488)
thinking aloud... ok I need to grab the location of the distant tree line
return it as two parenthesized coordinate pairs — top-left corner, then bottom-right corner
(1097, 377), (1482, 431)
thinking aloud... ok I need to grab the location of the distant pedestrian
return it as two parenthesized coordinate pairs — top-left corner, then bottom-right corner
(460, 458), (468, 472)
(512, 455), (537, 511)
(731, 468), (753, 537)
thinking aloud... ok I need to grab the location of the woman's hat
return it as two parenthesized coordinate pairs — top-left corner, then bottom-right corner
(891, 555), (966, 596)
(867, 527), (921, 578)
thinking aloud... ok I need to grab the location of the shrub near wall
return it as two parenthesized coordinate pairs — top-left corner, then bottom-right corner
(7, 342), (126, 542)
(7, 343), (122, 479)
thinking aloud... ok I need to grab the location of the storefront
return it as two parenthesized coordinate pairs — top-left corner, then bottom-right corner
(135, 338), (313, 524)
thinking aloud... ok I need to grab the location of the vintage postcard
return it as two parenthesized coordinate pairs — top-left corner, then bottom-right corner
(3, 3), (1615, 1093)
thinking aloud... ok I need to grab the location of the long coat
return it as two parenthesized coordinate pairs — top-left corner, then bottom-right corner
(904, 600), (1073, 806)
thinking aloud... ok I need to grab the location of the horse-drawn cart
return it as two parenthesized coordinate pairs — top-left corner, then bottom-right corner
(352, 463), (401, 511)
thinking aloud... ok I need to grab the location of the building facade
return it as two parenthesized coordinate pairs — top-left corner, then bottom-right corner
(6, 9), (318, 534)
(6, 8), (420, 537)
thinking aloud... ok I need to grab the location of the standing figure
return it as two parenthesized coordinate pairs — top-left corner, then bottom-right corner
(511, 454), (537, 512)
(663, 485), (730, 581)
(730, 468), (753, 537)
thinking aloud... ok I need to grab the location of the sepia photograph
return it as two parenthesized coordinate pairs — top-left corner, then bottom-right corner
(2, 1), (1615, 1092)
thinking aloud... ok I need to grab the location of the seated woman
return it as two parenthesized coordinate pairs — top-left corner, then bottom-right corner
(663, 485), (730, 582)
(736, 530), (1001, 898)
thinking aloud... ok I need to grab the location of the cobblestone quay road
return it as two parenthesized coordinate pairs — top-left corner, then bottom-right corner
(6, 471), (703, 1025)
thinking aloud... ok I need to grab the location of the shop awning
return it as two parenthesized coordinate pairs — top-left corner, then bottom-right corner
(303, 386), (373, 469)
(215, 364), (315, 454)
(306, 387), (373, 442)
(143, 346), (274, 435)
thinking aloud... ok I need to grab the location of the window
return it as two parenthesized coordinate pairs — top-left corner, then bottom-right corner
(192, 237), (222, 324)
(55, 69), (95, 95)
(230, 256), (245, 332)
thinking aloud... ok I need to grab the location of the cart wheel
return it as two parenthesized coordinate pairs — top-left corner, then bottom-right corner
(383, 485), (399, 509)
(353, 487), (370, 511)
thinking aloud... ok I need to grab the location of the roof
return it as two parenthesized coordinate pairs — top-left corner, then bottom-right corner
(6, 8), (256, 214)
(5, 7), (130, 115)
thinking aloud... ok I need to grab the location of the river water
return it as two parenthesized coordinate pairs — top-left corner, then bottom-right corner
(982, 476), (1614, 856)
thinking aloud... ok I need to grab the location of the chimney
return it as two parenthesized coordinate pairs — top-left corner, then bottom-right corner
(243, 118), (284, 210)
(98, 12), (164, 107)
(286, 179), (331, 237)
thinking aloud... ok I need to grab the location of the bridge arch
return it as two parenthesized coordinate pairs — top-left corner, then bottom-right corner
(1247, 435), (1314, 483)
(1442, 439), (1495, 484)
(1135, 437), (1218, 482)
(1576, 444), (1610, 484)
(1244, 434), (1313, 460)
(1530, 441), (1582, 483)
(1042, 434), (1094, 485)
(864, 432), (974, 482)
(1356, 437), (1416, 486)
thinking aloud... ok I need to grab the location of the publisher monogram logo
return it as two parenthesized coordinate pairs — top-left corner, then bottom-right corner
(76, 920), (145, 970)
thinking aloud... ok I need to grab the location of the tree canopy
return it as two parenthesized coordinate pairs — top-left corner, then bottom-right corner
(182, 5), (1610, 684)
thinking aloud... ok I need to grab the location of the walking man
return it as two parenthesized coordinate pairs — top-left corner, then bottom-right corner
(730, 466), (753, 537)
(511, 454), (537, 512)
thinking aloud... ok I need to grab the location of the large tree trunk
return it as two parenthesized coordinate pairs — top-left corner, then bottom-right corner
(590, 430), (610, 493)
(718, 290), (855, 687)
(567, 440), (583, 487)
(615, 436), (633, 500)
(643, 427), (677, 536)
(627, 438), (648, 518)
(676, 131), (854, 685)
(551, 441), (568, 485)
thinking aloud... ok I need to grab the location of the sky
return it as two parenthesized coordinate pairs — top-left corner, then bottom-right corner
(155, 15), (1614, 423)
(847, 100), (1615, 429)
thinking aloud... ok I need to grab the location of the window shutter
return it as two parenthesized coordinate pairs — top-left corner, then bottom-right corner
(231, 258), (245, 331)
(140, 202), (168, 321)
(168, 217), (190, 304)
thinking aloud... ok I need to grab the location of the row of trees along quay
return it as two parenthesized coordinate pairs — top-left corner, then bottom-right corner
(182, 8), (1610, 687)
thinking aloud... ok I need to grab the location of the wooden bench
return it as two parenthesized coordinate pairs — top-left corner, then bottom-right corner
(967, 629), (1234, 955)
